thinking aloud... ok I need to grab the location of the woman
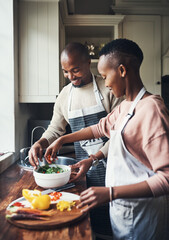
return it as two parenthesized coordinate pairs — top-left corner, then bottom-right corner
(45, 39), (169, 240)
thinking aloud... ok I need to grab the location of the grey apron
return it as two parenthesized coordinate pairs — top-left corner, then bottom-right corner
(68, 74), (113, 237)
(68, 74), (108, 187)
(106, 87), (169, 240)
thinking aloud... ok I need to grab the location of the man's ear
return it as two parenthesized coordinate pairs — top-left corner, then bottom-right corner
(119, 64), (126, 78)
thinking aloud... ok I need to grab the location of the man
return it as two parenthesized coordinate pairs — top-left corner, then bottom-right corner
(29, 42), (123, 238)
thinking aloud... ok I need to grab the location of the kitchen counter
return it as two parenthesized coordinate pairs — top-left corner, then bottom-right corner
(0, 161), (92, 240)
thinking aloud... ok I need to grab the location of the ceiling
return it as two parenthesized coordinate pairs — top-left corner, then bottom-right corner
(67, 0), (114, 15)
(65, 0), (169, 16)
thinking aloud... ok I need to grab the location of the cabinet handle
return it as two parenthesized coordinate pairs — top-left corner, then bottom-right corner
(156, 81), (161, 85)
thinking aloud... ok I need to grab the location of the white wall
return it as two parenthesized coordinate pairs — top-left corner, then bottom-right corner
(162, 16), (169, 76)
(0, 0), (33, 169)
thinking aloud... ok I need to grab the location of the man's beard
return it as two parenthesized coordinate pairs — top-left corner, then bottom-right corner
(72, 80), (85, 88)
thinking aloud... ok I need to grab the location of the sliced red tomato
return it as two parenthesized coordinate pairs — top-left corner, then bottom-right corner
(46, 154), (51, 162)
(12, 202), (24, 207)
(49, 192), (62, 201)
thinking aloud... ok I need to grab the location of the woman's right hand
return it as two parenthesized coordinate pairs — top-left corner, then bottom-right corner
(77, 186), (110, 213)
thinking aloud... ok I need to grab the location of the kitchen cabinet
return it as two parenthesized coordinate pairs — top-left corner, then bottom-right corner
(122, 15), (161, 95)
(162, 47), (169, 76)
(18, 0), (60, 103)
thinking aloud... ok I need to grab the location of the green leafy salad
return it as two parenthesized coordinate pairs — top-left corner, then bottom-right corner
(37, 165), (65, 174)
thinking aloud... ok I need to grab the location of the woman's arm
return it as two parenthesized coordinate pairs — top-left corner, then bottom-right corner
(113, 181), (153, 199)
(44, 127), (94, 160)
(78, 180), (153, 213)
(69, 150), (105, 183)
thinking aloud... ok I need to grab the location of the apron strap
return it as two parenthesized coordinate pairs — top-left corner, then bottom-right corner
(68, 85), (73, 113)
(119, 87), (146, 132)
(68, 74), (105, 114)
(93, 74), (104, 105)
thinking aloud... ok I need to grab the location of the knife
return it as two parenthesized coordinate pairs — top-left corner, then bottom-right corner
(41, 182), (75, 195)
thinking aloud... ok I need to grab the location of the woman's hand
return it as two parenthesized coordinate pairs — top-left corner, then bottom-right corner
(77, 187), (110, 213)
(44, 138), (63, 163)
(69, 158), (93, 183)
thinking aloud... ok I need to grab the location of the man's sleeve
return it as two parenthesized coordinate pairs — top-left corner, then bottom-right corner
(41, 88), (69, 145)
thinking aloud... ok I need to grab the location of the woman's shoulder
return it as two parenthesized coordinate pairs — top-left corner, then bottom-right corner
(138, 94), (169, 126)
(142, 94), (168, 111)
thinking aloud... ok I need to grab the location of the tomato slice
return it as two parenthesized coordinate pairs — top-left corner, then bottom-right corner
(49, 192), (62, 201)
(12, 202), (25, 207)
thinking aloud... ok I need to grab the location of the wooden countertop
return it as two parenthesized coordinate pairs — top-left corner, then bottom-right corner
(0, 162), (92, 240)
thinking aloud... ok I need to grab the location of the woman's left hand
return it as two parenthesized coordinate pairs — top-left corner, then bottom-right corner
(77, 187), (110, 212)
(69, 158), (93, 183)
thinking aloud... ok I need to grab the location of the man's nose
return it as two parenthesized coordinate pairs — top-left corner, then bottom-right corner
(68, 72), (75, 80)
(105, 81), (108, 88)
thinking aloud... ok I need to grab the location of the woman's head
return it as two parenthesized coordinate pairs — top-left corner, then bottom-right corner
(99, 38), (143, 68)
(98, 39), (144, 98)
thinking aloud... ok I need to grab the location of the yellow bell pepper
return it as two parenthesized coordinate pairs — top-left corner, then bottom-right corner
(22, 189), (51, 210)
(31, 195), (51, 210)
(57, 200), (76, 211)
(22, 189), (41, 202)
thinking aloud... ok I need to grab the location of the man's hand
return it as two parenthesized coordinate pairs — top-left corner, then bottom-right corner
(29, 138), (49, 168)
(44, 138), (63, 163)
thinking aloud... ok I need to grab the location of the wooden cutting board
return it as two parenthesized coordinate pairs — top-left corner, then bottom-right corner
(7, 200), (88, 230)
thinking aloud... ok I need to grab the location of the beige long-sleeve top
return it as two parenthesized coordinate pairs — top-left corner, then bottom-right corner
(42, 75), (124, 156)
(91, 95), (169, 196)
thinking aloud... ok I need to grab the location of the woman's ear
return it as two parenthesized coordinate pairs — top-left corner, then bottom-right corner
(119, 64), (126, 78)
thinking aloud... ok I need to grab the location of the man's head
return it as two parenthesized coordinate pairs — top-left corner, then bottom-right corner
(98, 39), (144, 98)
(61, 42), (92, 87)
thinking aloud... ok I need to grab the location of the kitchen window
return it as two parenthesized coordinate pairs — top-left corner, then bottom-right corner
(0, 0), (16, 173)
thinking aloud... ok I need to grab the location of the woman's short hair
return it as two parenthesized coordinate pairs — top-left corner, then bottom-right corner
(99, 38), (143, 66)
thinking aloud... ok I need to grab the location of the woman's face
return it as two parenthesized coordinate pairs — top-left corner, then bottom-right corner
(98, 55), (126, 98)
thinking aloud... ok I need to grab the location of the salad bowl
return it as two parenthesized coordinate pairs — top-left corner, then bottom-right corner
(33, 164), (71, 189)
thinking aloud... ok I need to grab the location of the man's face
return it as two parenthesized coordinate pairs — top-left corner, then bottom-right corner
(61, 52), (91, 87)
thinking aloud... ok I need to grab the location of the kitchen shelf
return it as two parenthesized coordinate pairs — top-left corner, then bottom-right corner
(91, 59), (99, 63)
(64, 21), (124, 76)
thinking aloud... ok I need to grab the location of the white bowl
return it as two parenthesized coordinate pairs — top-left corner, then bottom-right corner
(33, 164), (71, 189)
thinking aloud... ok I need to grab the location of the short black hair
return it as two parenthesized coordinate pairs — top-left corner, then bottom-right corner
(63, 42), (90, 61)
(99, 38), (143, 65)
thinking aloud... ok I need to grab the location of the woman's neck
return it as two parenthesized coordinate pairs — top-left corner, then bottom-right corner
(125, 76), (144, 101)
